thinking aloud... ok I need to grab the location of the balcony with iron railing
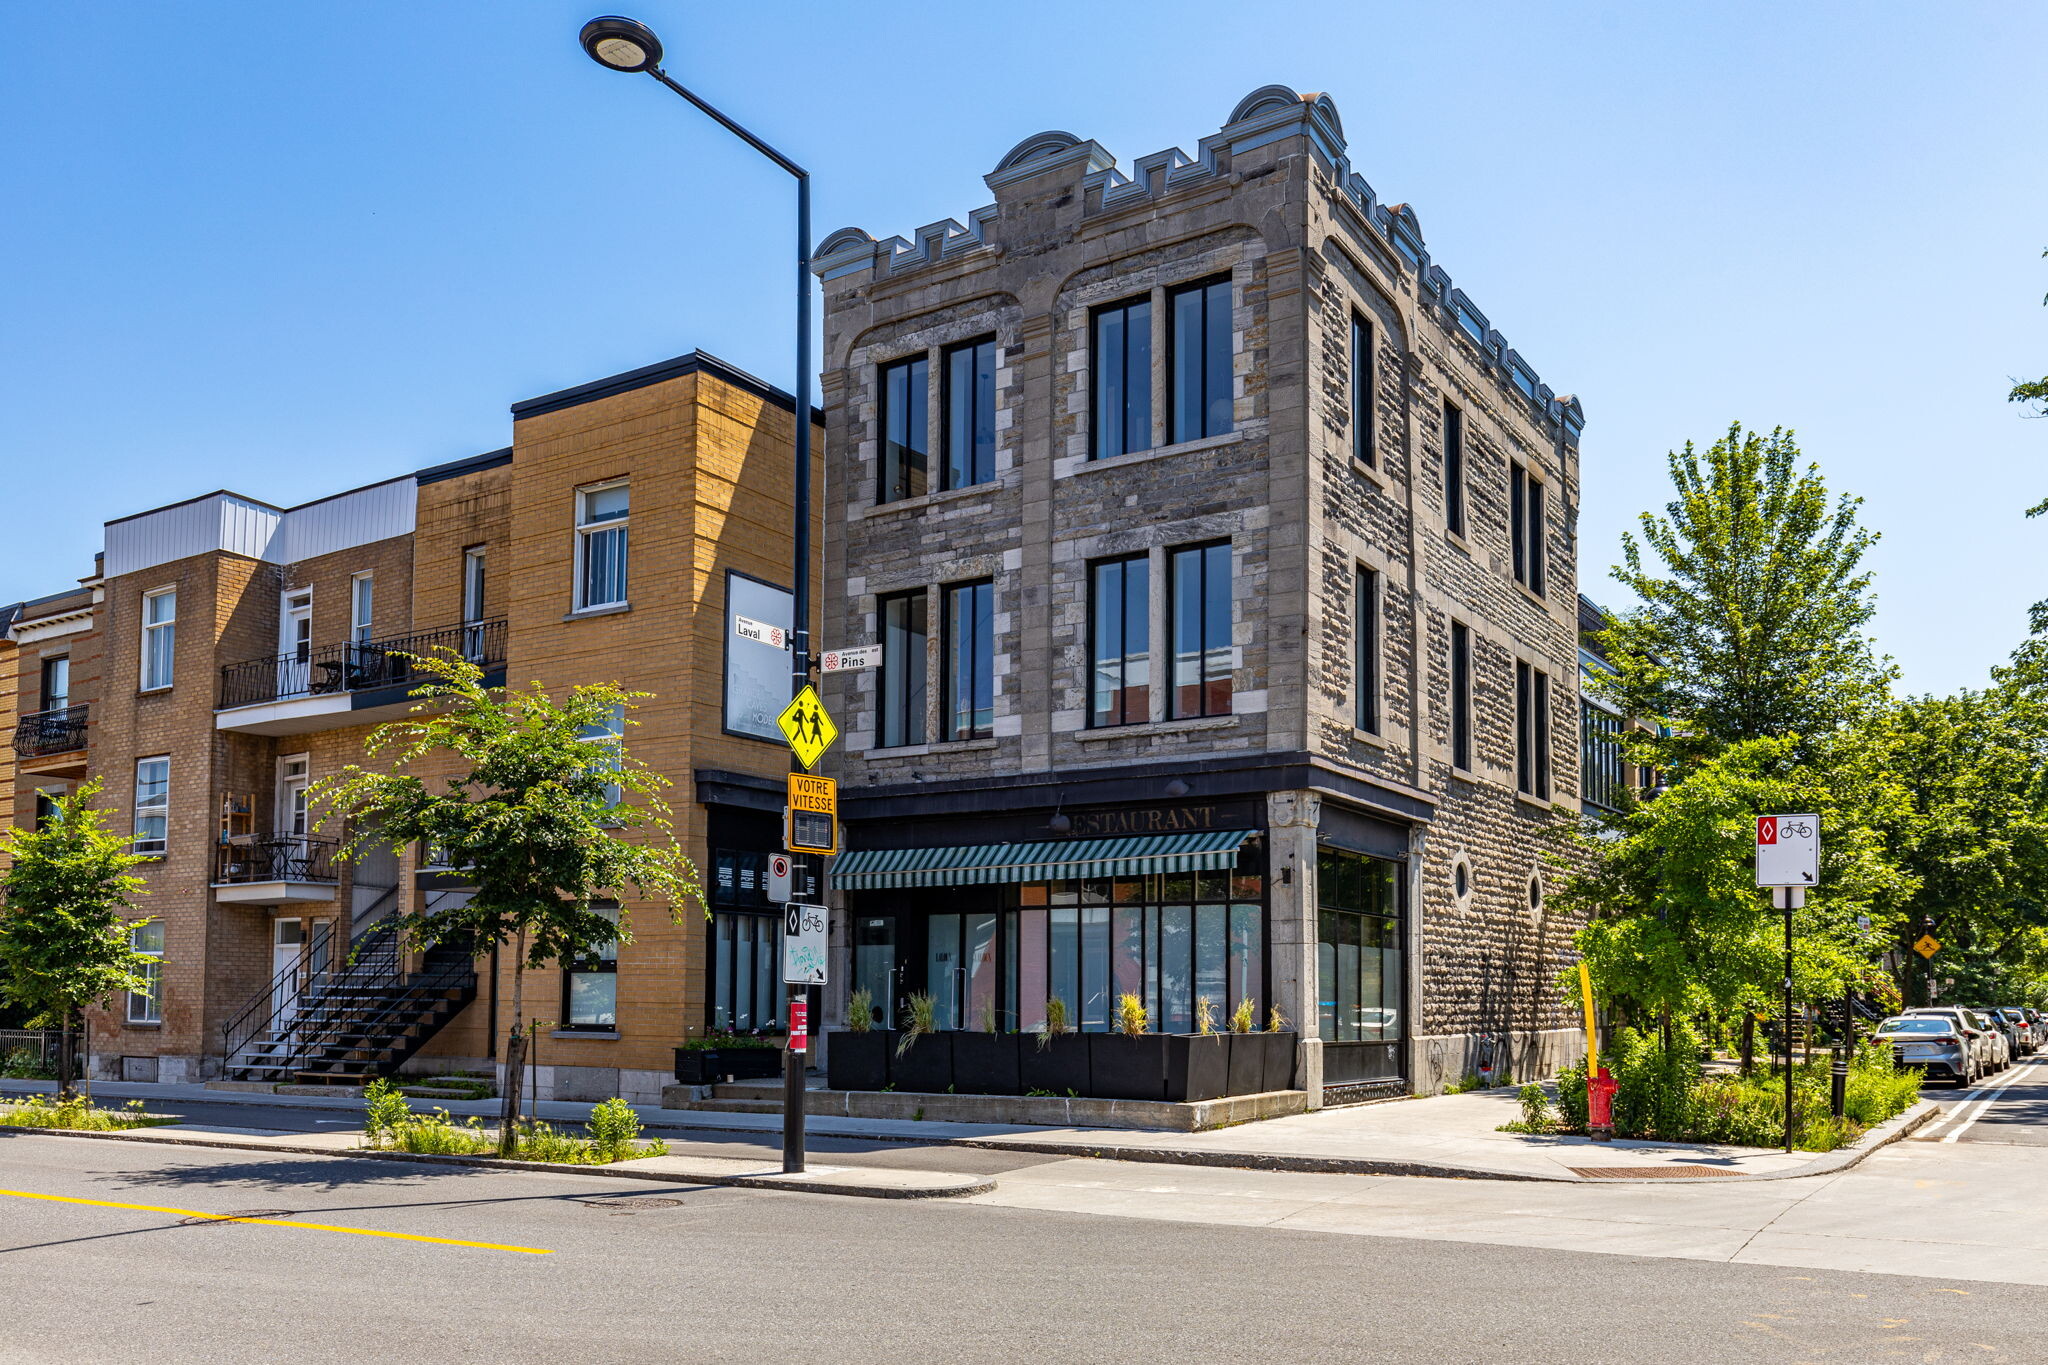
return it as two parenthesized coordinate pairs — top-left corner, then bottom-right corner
(213, 835), (342, 905)
(11, 704), (88, 761)
(214, 619), (506, 736)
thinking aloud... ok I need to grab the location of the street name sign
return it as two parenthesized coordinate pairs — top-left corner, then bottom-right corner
(785, 773), (838, 855)
(733, 614), (788, 649)
(776, 685), (838, 770)
(782, 902), (828, 985)
(820, 645), (881, 673)
(1755, 814), (1819, 887)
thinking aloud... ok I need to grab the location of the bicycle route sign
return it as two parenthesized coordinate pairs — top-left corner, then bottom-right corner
(1755, 813), (1819, 888)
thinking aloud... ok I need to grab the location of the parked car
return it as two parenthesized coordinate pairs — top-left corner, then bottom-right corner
(1906, 1007), (2006, 1075)
(1975, 1007), (2027, 1059)
(1994, 1007), (2039, 1054)
(1874, 1015), (1980, 1086)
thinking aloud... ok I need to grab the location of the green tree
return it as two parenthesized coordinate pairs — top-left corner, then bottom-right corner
(311, 654), (701, 1152)
(1594, 423), (1892, 773)
(2009, 247), (2048, 628)
(0, 782), (158, 1098)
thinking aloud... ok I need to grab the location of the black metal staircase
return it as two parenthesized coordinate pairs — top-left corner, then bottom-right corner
(222, 924), (477, 1086)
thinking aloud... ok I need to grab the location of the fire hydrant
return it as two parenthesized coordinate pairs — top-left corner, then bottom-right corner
(1588, 1066), (1618, 1142)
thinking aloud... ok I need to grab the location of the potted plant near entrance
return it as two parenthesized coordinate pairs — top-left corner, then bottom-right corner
(1225, 997), (1263, 1094)
(1019, 998), (1089, 1095)
(1088, 993), (1168, 1102)
(672, 1033), (784, 1085)
(892, 992), (954, 1094)
(1255, 1007), (1300, 1092)
(825, 987), (894, 1092)
(1164, 996), (1233, 1103)
(949, 999), (1021, 1095)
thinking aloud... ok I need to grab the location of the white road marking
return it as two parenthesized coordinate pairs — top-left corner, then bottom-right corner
(1930, 1060), (2039, 1144)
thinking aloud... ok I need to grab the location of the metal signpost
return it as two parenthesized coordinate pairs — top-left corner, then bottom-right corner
(1758, 815), (1820, 1154)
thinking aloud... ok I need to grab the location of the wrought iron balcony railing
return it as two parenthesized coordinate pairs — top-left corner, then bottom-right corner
(214, 835), (341, 886)
(12, 704), (88, 758)
(217, 618), (506, 710)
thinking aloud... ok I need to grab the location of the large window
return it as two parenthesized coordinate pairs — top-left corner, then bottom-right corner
(1511, 463), (1546, 597)
(1317, 849), (1402, 1044)
(574, 480), (630, 610)
(880, 353), (929, 502)
(1170, 542), (1233, 718)
(1443, 402), (1466, 538)
(943, 337), (997, 490)
(942, 580), (994, 741)
(141, 587), (176, 690)
(128, 922), (164, 1024)
(40, 655), (69, 711)
(1091, 296), (1152, 459)
(1006, 870), (1263, 1034)
(350, 572), (375, 646)
(1581, 701), (1626, 813)
(711, 912), (781, 1032)
(1089, 554), (1150, 728)
(1355, 565), (1380, 734)
(1351, 313), (1375, 466)
(1517, 661), (1553, 800)
(1450, 621), (1472, 773)
(577, 703), (625, 811)
(724, 571), (794, 740)
(561, 904), (619, 1031)
(878, 589), (928, 748)
(133, 757), (169, 856)
(1169, 277), (1233, 444)
(461, 545), (488, 660)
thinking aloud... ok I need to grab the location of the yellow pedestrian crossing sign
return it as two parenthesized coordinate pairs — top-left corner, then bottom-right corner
(776, 685), (838, 770)
(1914, 934), (1941, 959)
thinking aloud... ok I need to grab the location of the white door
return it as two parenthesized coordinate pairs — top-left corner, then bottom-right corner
(272, 918), (304, 1024)
(279, 591), (314, 697)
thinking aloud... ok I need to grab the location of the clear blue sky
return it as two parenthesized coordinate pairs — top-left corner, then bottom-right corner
(2, 1), (2041, 696)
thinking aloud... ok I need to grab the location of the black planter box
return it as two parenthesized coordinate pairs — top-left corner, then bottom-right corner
(1225, 1031), (1264, 1095)
(825, 1030), (894, 1092)
(950, 1031), (1022, 1095)
(673, 1046), (783, 1086)
(891, 1029), (955, 1094)
(1258, 1032), (1300, 1092)
(1164, 1033), (1233, 1103)
(1088, 1032), (1169, 1101)
(1019, 1031), (1090, 1096)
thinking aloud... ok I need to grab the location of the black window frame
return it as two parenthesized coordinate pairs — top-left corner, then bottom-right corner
(1354, 564), (1379, 734)
(1450, 621), (1472, 773)
(40, 655), (69, 712)
(877, 588), (929, 749)
(1169, 541), (1234, 719)
(559, 902), (620, 1033)
(1168, 276), (1234, 445)
(1088, 553), (1151, 728)
(1511, 462), (1547, 598)
(941, 579), (995, 742)
(879, 352), (930, 504)
(1091, 295), (1153, 460)
(1580, 700), (1626, 813)
(1443, 401), (1466, 538)
(941, 336), (998, 491)
(1350, 313), (1375, 466)
(1516, 660), (1552, 800)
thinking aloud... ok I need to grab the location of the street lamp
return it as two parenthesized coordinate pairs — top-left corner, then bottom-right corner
(580, 14), (815, 1175)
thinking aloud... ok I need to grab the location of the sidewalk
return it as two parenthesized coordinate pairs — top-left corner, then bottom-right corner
(1, 1077), (1943, 1183)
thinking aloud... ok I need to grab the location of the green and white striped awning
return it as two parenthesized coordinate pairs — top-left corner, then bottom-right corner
(830, 830), (1255, 891)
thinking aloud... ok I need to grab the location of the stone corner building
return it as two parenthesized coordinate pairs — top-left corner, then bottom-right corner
(811, 85), (1589, 1100)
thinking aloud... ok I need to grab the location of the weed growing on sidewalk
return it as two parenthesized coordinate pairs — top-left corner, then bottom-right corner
(0, 1095), (173, 1131)
(359, 1080), (667, 1164)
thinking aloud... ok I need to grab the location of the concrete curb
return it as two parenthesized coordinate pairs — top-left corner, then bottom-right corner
(0, 1124), (994, 1200)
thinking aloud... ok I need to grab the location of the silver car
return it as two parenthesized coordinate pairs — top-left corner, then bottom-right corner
(1906, 1007), (2006, 1075)
(1875, 1015), (1978, 1086)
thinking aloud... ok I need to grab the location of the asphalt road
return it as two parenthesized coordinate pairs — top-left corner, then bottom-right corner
(2, 1131), (2043, 1365)
(1915, 1055), (2048, 1146)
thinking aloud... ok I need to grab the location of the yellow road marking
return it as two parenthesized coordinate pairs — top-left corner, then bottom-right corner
(0, 1187), (551, 1255)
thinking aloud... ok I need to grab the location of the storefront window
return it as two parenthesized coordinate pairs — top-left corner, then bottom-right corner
(711, 912), (780, 1033)
(1316, 850), (1403, 1043)
(561, 904), (618, 1031)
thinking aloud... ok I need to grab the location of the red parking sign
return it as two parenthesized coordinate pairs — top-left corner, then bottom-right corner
(788, 999), (808, 1054)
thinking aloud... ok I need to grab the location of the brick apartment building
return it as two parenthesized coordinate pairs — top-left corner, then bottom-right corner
(1, 352), (820, 1102)
(809, 85), (1590, 1099)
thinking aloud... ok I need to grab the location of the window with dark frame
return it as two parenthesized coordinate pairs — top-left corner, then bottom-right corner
(461, 545), (488, 660)
(880, 353), (930, 502)
(1089, 554), (1151, 728)
(1351, 313), (1375, 466)
(942, 337), (997, 490)
(1091, 295), (1152, 459)
(1443, 402), (1466, 538)
(128, 921), (164, 1024)
(1170, 542), (1233, 718)
(561, 903), (619, 1031)
(1450, 621), (1472, 772)
(1581, 701), (1626, 812)
(1354, 565), (1379, 734)
(878, 589), (928, 748)
(40, 656), (68, 712)
(942, 579), (994, 741)
(1517, 661), (1552, 800)
(1511, 463), (1546, 597)
(1169, 277), (1234, 445)
(1316, 848), (1404, 1046)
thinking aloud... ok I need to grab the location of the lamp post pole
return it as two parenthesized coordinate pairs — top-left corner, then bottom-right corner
(580, 16), (814, 1174)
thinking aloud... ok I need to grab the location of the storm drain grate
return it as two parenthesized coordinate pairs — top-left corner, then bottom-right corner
(178, 1209), (294, 1225)
(577, 1197), (683, 1213)
(1568, 1166), (1737, 1180)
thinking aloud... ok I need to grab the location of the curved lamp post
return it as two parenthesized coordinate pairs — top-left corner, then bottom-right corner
(580, 15), (814, 1174)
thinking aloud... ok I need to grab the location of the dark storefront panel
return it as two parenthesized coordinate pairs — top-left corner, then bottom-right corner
(1317, 846), (1406, 1086)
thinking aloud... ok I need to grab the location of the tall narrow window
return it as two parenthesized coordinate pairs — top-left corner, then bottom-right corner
(574, 481), (630, 610)
(1092, 296), (1152, 459)
(1169, 277), (1233, 444)
(577, 703), (626, 811)
(1354, 565), (1379, 734)
(1170, 542), (1233, 718)
(1089, 554), (1151, 727)
(943, 338), (997, 490)
(879, 589), (928, 748)
(350, 572), (375, 646)
(462, 545), (488, 660)
(562, 904), (619, 1031)
(1443, 402), (1466, 538)
(1517, 662), (1553, 800)
(40, 656), (69, 711)
(1510, 465), (1547, 597)
(880, 354), (929, 502)
(1351, 313), (1375, 466)
(942, 580), (994, 741)
(1450, 622), (1472, 772)
(141, 587), (176, 690)
(134, 756), (169, 855)
(128, 922), (164, 1024)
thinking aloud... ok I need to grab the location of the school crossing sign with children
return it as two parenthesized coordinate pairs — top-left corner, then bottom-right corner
(776, 685), (839, 770)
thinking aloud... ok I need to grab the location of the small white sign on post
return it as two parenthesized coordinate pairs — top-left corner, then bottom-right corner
(1756, 814), (1820, 888)
(782, 902), (828, 985)
(733, 615), (787, 649)
(767, 853), (792, 904)
(819, 645), (882, 673)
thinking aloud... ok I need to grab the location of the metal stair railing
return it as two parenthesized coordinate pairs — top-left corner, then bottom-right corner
(296, 945), (477, 1078)
(221, 920), (336, 1069)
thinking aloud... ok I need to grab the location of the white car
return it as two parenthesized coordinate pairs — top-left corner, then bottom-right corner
(1908, 1007), (2005, 1075)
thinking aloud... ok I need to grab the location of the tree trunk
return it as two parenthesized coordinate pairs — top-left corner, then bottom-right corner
(56, 1012), (77, 1101)
(497, 945), (526, 1155)
(1740, 1012), (1756, 1077)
